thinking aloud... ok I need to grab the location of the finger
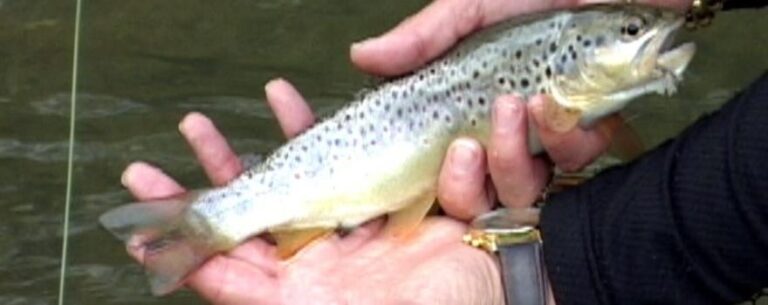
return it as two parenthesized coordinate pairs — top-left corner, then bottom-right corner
(120, 162), (187, 263)
(179, 112), (243, 186)
(437, 138), (491, 221)
(227, 239), (280, 276)
(187, 256), (278, 305)
(121, 161), (186, 200)
(528, 95), (615, 172)
(265, 78), (316, 138)
(336, 218), (386, 254)
(350, 0), (580, 76)
(488, 96), (551, 208)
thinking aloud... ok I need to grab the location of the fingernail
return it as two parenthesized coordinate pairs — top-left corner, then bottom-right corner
(264, 78), (285, 92)
(351, 37), (381, 52)
(450, 140), (480, 176)
(121, 162), (145, 187)
(493, 98), (521, 134)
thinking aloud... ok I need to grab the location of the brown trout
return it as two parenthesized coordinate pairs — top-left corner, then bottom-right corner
(100, 4), (695, 295)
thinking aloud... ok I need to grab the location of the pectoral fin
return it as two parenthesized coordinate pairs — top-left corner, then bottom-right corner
(271, 228), (333, 259)
(541, 97), (582, 133)
(602, 115), (646, 161)
(383, 191), (436, 238)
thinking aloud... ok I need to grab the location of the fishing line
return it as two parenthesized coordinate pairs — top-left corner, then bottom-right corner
(58, 0), (83, 303)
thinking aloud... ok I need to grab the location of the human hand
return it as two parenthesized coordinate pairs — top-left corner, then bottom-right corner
(119, 79), (504, 305)
(349, 0), (693, 216)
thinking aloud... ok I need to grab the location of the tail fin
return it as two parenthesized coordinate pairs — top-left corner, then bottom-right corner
(99, 191), (219, 295)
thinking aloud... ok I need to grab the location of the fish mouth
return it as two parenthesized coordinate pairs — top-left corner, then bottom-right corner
(650, 18), (696, 80)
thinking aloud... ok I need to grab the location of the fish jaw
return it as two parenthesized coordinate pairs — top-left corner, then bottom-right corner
(551, 10), (696, 126)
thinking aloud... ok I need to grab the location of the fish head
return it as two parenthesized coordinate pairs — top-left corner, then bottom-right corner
(549, 5), (696, 125)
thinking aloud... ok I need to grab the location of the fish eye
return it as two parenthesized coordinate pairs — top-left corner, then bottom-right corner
(621, 16), (646, 39)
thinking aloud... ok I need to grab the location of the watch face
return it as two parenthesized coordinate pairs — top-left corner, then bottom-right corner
(471, 207), (541, 233)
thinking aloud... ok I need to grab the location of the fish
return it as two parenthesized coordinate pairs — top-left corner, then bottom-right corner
(99, 3), (696, 295)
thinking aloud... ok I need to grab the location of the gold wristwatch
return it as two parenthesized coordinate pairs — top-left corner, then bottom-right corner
(464, 207), (549, 305)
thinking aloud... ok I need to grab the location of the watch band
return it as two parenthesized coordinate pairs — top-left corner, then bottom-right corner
(464, 208), (549, 305)
(498, 237), (549, 305)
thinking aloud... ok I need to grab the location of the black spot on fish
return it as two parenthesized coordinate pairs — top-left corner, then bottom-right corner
(498, 77), (505, 85)
(473, 70), (480, 79)
(397, 108), (403, 117)
(595, 36), (605, 46)
(571, 52), (578, 60)
(478, 97), (486, 106)
(515, 50), (522, 59)
(533, 59), (540, 68)
(536, 38), (542, 46)
(384, 104), (391, 111)
(545, 67), (552, 78)
(535, 76), (541, 83)
(430, 68), (436, 74)
(576, 35), (582, 42)
(510, 79), (516, 88)
(345, 114), (351, 121)
(549, 42), (557, 53)
(444, 114), (451, 123)
(561, 54), (568, 63)
(432, 111), (439, 119)
(583, 39), (592, 48)
(521, 78), (530, 88)
(471, 119), (477, 126)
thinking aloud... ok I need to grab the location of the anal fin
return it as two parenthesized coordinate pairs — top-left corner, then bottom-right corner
(601, 115), (646, 161)
(271, 228), (333, 259)
(383, 191), (436, 238)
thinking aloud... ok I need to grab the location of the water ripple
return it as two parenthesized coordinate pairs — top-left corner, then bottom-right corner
(31, 93), (149, 119)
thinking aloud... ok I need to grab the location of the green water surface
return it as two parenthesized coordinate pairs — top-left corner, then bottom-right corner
(0, 1), (765, 304)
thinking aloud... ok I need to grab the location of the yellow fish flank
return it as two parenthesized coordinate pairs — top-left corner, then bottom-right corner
(100, 4), (696, 295)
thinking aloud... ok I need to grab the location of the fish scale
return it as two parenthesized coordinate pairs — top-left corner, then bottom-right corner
(99, 4), (696, 296)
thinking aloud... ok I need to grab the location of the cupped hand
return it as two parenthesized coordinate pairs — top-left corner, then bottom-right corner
(120, 79), (503, 305)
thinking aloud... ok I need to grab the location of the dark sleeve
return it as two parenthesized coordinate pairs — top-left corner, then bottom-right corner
(723, 0), (767, 10)
(539, 72), (768, 305)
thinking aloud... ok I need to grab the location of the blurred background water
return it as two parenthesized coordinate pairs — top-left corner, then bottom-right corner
(0, 1), (764, 304)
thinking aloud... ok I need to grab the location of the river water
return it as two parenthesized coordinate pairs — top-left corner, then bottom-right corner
(0, 1), (765, 304)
